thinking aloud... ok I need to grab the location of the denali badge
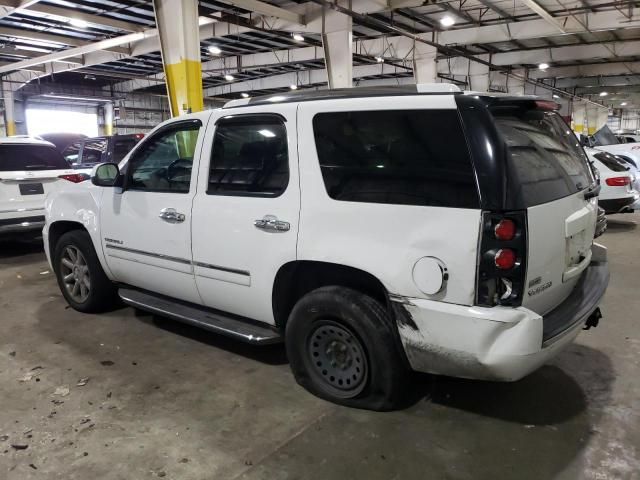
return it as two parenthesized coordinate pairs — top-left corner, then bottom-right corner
(528, 276), (542, 288)
(528, 282), (552, 297)
(104, 238), (124, 245)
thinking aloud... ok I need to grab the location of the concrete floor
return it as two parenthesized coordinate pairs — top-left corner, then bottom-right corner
(1, 215), (639, 480)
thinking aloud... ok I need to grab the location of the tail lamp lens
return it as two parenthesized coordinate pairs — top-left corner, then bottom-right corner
(605, 176), (631, 187)
(59, 173), (90, 183)
(494, 219), (516, 241)
(494, 248), (516, 270)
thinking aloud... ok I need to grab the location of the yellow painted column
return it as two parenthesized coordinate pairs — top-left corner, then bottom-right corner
(153, 0), (203, 117)
(2, 86), (15, 136)
(104, 102), (114, 136)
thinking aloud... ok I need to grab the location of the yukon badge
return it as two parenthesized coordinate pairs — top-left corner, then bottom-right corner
(104, 238), (124, 245)
(528, 281), (552, 297)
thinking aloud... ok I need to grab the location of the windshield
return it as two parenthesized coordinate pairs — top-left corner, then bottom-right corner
(493, 110), (594, 207)
(592, 125), (620, 146)
(0, 144), (69, 171)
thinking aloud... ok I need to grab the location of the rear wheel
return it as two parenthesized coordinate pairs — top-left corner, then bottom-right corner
(286, 286), (408, 411)
(53, 230), (118, 313)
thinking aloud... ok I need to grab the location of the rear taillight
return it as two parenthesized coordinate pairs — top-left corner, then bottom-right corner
(605, 176), (631, 187)
(58, 173), (90, 183)
(494, 219), (516, 241)
(476, 212), (528, 307)
(494, 249), (516, 270)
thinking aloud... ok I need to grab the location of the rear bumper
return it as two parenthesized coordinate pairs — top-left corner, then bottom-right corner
(393, 247), (609, 381)
(0, 214), (46, 234)
(599, 195), (638, 214)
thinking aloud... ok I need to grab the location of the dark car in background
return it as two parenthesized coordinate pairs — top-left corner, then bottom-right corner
(38, 133), (88, 153)
(62, 133), (144, 170)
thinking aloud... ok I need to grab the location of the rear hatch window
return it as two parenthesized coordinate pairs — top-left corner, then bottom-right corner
(492, 110), (594, 207)
(593, 151), (629, 172)
(0, 144), (69, 171)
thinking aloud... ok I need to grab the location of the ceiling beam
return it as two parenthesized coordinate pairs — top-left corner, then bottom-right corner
(0, 30), (155, 74)
(518, 0), (566, 33)
(0, 0), (40, 20)
(530, 62), (640, 79)
(18, 3), (146, 32)
(216, 0), (305, 25)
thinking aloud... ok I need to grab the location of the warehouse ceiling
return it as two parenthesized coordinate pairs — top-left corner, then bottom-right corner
(0, 0), (639, 106)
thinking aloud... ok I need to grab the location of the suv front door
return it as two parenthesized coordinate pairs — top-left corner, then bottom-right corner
(191, 106), (300, 323)
(100, 117), (207, 304)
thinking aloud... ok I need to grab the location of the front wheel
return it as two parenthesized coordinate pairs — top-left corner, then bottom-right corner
(285, 286), (408, 411)
(53, 230), (118, 313)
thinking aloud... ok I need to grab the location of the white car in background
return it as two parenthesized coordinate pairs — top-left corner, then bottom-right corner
(617, 134), (640, 144)
(586, 147), (639, 214)
(0, 137), (89, 236)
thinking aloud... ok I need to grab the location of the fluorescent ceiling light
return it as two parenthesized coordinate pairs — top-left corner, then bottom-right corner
(375, 56), (384, 63)
(599, 91), (608, 97)
(440, 16), (455, 27)
(290, 84), (298, 90)
(621, 102), (628, 106)
(293, 33), (304, 42)
(258, 129), (276, 138)
(208, 45), (222, 54)
(552, 94), (560, 99)
(538, 63), (549, 70)
(224, 74), (234, 81)
(69, 18), (89, 28)
(241, 93), (249, 98)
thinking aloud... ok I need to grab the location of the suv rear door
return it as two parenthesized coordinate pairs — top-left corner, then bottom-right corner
(190, 105), (299, 324)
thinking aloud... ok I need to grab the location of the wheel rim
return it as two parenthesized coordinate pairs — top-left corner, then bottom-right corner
(60, 246), (91, 303)
(307, 320), (368, 398)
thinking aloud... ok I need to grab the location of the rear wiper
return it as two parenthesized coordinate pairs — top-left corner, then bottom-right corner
(584, 183), (601, 200)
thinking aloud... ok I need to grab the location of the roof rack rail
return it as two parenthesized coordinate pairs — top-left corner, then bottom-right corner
(223, 83), (461, 109)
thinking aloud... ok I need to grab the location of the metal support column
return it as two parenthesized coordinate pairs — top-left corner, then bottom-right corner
(153, 0), (203, 117)
(104, 102), (114, 136)
(413, 43), (437, 84)
(321, 4), (352, 89)
(2, 83), (15, 136)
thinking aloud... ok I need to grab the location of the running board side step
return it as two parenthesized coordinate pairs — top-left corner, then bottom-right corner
(118, 288), (283, 345)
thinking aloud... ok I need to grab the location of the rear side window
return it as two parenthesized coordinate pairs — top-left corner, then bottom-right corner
(208, 114), (289, 197)
(113, 138), (140, 162)
(0, 145), (69, 171)
(81, 138), (108, 165)
(493, 112), (593, 206)
(312, 110), (479, 208)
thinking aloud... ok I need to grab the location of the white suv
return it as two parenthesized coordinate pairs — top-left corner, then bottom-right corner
(44, 85), (609, 410)
(0, 136), (87, 236)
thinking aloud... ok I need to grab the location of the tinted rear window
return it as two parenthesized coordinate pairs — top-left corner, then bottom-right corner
(493, 111), (593, 207)
(312, 110), (479, 208)
(593, 151), (629, 172)
(0, 144), (69, 171)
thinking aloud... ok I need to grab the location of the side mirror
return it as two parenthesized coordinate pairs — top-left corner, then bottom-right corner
(91, 163), (122, 187)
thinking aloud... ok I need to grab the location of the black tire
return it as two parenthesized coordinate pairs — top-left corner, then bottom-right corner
(53, 229), (119, 313)
(285, 286), (408, 411)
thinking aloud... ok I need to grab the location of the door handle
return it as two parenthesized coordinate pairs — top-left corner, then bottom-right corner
(254, 215), (290, 232)
(159, 207), (186, 223)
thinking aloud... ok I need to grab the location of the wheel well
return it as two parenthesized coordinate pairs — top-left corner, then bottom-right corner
(272, 261), (391, 329)
(48, 221), (86, 255)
